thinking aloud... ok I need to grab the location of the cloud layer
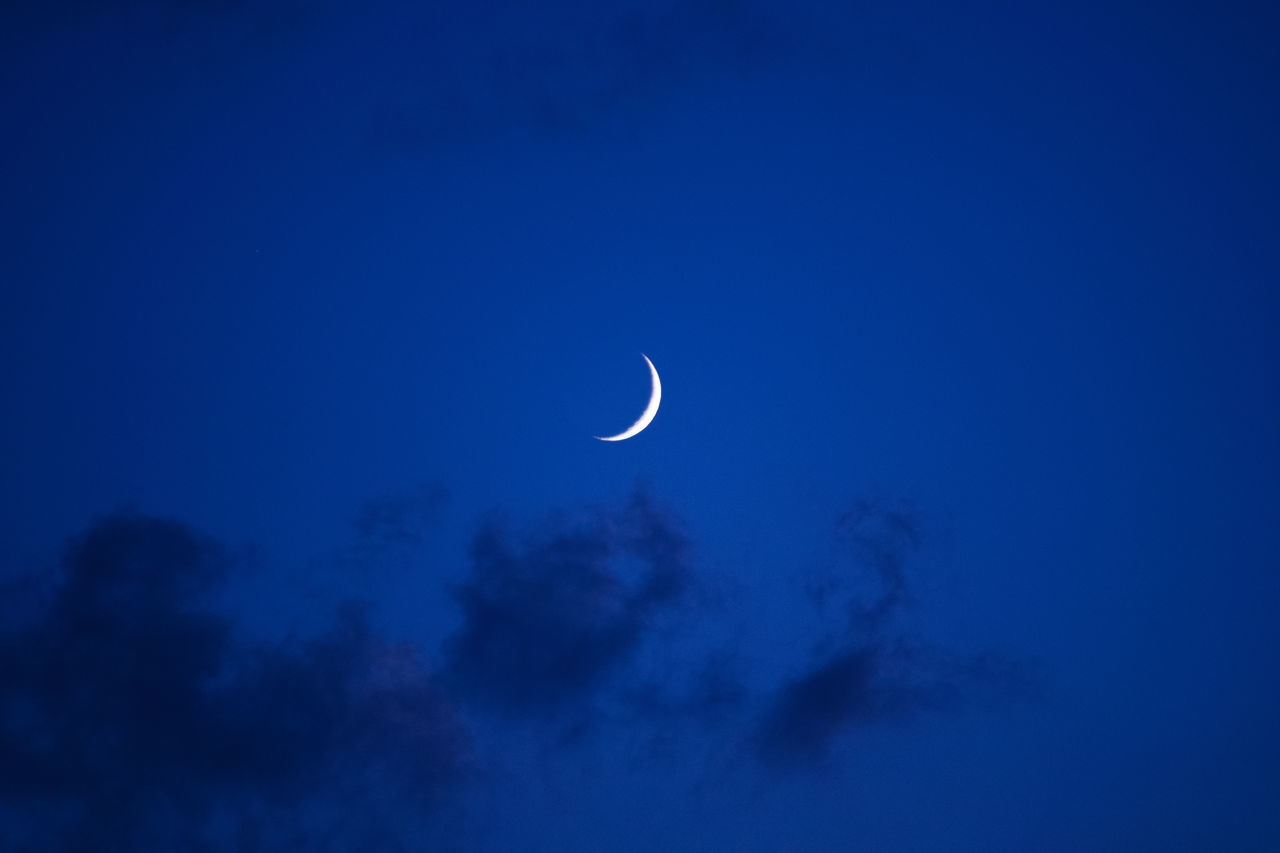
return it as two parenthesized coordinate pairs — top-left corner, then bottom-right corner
(0, 514), (468, 851)
(0, 492), (1026, 848)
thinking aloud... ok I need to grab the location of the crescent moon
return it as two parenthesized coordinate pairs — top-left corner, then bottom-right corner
(594, 354), (661, 442)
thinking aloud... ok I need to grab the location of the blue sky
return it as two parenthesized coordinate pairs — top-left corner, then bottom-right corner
(1, 1), (1278, 850)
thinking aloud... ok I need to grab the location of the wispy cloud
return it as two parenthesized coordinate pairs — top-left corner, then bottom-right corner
(756, 500), (1033, 768)
(443, 490), (691, 715)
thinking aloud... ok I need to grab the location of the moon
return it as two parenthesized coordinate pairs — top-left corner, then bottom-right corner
(594, 354), (661, 442)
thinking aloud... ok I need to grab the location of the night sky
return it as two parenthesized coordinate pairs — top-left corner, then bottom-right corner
(2, 1), (1278, 850)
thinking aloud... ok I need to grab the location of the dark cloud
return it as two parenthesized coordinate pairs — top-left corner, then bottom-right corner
(757, 502), (1032, 769)
(757, 648), (886, 766)
(756, 641), (1031, 769)
(0, 513), (468, 851)
(443, 490), (691, 716)
(0, 493), (1029, 846)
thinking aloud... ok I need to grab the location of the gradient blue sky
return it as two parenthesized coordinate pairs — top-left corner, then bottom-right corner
(2, 1), (1278, 850)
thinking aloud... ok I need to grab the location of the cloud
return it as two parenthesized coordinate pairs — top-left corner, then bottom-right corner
(367, 0), (792, 155)
(3, 0), (795, 162)
(757, 648), (886, 766)
(352, 482), (448, 553)
(0, 513), (468, 851)
(443, 490), (691, 716)
(834, 498), (921, 629)
(756, 501), (1032, 769)
(0, 492), (1031, 846)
